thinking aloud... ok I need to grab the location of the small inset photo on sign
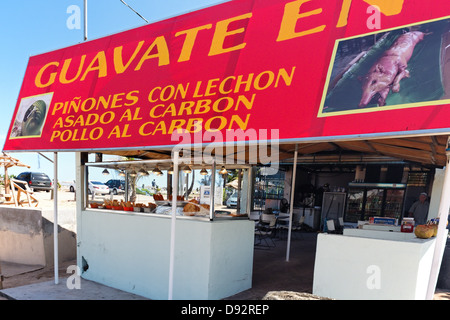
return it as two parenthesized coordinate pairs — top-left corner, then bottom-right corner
(318, 17), (450, 117)
(10, 92), (53, 138)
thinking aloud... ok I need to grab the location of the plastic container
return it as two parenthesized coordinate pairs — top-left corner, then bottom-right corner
(401, 217), (415, 233)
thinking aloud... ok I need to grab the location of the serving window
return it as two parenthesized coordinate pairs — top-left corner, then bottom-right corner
(84, 158), (251, 220)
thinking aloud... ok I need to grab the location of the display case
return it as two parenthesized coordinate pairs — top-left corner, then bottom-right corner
(83, 158), (252, 220)
(345, 183), (406, 223)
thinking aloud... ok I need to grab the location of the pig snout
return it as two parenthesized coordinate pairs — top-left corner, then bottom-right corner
(359, 90), (375, 107)
(359, 77), (380, 107)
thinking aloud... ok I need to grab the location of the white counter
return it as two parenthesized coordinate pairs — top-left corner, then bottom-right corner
(79, 209), (254, 300)
(361, 223), (401, 232)
(313, 232), (441, 300)
(343, 228), (416, 241)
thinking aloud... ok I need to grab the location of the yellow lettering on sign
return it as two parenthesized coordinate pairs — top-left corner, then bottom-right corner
(336, 0), (352, 28)
(364, 0), (404, 16)
(336, 0), (405, 28)
(209, 13), (252, 56)
(176, 24), (212, 62)
(277, 0), (326, 42)
(135, 36), (170, 70)
(60, 56), (86, 84)
(114, 41), (145, 74)
(35, 61), (59, 88)
(80, 51), (107, 81)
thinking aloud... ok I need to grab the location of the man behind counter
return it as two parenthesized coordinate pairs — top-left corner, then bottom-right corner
(408, 192), (430, 225)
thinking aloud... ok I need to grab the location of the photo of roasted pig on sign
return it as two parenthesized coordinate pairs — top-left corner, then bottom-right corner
(318, 18), (450, 116)
(10, 93), (52, 138)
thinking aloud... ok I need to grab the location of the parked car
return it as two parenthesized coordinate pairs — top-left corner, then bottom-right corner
(88, 181), (110, 195)
(15, 172), (52, 192)
(69, 181), (76, 192)
(226, 192), (238, 208)
(68, 180), (110, 195)
(105, 179), (125, 195)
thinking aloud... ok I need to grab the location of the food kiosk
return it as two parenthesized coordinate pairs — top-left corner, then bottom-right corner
(3, 0), (450, 300)
(76, 157), (255, 300)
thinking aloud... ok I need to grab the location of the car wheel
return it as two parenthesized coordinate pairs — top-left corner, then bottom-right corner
(88, 189), (92, 195)
(70, 186), (74, 192)
(113, 189), (118, 195)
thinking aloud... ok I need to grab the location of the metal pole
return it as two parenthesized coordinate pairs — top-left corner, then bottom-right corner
(84, 0), (88, 41)
(53, 152), (59, 284)
(426, 140), (450, 299)
(210, 160), (216, 220)
(246, 168), (253, 215)
(185, 172), (189, 200)
(168, 151), (179, 300)
(286, 144), (298, 262)
(237, 169), (242, 214)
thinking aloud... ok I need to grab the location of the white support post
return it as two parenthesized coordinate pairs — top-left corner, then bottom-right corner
(168, 151), (179, 300)
(246, 168), (253, 215)
(426, 140), (450, 299)
(237, 169), (242, 214)
(84, 0), (88, 41)
(286, 144), (298, 262)
(53, 152), (59, 284)
(210, 160), (216, 220)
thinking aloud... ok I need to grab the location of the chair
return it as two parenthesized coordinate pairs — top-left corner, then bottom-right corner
(9, 179), (39, 207)
(277, 212), (305, 240)
(276, 213), (291, 240)
(255, 213), (277, 248)
(326, 219), (336, 232)
(325, 219), (341, 234)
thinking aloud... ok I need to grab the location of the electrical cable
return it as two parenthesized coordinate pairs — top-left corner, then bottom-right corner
(119, 0), (149, 23)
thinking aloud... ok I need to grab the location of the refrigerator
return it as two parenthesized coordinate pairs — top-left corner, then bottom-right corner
(344, 183), (406, 223)
(321, 192), (346, 230)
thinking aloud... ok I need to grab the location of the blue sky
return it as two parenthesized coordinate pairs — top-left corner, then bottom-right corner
(0, 0), (226, 184)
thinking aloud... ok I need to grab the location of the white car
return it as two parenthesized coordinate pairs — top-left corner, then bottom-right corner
(88, 181), (110, 195)
(226, 193), (238, 208)
(68, 180), (110, 195)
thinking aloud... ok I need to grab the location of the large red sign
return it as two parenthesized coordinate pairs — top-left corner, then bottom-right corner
(3, 0), (450, 152)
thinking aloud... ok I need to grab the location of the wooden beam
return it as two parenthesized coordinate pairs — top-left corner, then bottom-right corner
(370, 142), (437, 165)
(374, 138), (434, 152)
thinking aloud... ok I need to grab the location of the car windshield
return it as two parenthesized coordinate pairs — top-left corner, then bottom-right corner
(32, 174), (50, 180)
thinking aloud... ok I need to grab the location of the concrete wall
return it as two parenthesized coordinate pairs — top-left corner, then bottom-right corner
(0, 206), (76, 266)
(0, 207), (46, 265)
(79, 210), (254, 300)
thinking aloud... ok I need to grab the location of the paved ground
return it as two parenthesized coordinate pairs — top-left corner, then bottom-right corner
(1, 277), (148, 300)
(0, 232), (316, 300)
(1, 231), (449, 300)
(0, 190), (449, 300)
